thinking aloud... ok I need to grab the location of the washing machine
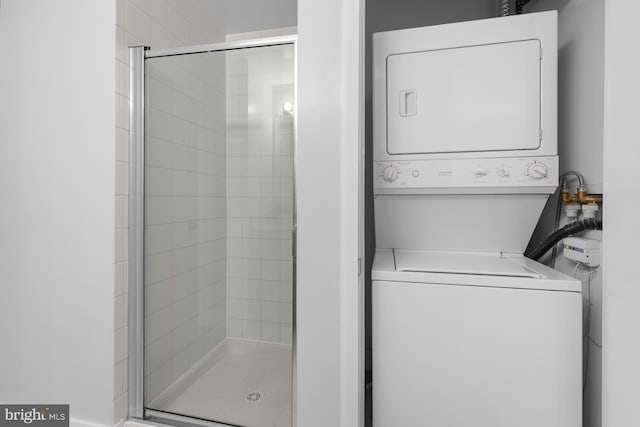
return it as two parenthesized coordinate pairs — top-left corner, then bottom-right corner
(372, 249), (582, 427)
(371, 11), (582, 427)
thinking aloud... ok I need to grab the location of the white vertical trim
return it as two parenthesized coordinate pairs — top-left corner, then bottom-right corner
(339, 0), (365, 426)
(296, 0), (364, 425)
(602, 1), (640, 426)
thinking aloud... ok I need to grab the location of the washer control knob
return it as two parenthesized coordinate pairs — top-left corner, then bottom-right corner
(382, 165), (399, 182)
(497, 166), (510, 177)
(473, 168), (488, 177)
(528, 162), (548, 179)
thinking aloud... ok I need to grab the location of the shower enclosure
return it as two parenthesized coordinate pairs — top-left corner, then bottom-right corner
(129, 37), (296, 427)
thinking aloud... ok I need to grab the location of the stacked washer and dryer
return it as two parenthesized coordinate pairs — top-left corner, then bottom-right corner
(372, 11), (582, 427)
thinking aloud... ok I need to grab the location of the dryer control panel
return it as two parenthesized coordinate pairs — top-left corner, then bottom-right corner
(374, 156), (558, 194)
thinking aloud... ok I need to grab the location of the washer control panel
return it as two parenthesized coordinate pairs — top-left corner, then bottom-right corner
(374, 156), (558, 194)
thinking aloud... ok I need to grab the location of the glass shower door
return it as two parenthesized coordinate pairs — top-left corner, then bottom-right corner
(141, 42), (295, 427)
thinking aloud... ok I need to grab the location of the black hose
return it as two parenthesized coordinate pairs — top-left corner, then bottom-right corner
(549, 187), (563, 267)
(525, 219), (602, 261)
(549, 171), (586, 267)
(516, 0), (534, 14)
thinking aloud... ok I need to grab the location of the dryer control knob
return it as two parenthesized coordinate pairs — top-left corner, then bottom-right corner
(528, 162), (548, 179)
(496, 166), (510, 177)
(381, 166), (399, 182)
(473, 168), (488, 177)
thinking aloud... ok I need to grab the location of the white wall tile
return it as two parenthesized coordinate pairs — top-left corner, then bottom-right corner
(172, 196), (190, 222)
(242, 299), (261, 321)
(243, 279), (262, 300)
(150, 0), (172, 31)
(116, 128), (129, 163)
(172, 272), (190, 301)
(146, 251), (172, 284)
(147, 306), (172, 343)
(281, 281), (293, 304)
(262, 280), (281, 302)
(227, 318), (242, 337)
(146, 166), (173, 196)
(261, 321), (281, 342)
(261, 301), (281, 323)
(146, 223), (172, 255)
(145, 362), (171, 402)
(114, 326), (125, 363)
(115, 228), (128, 263)
(172, 322), (190, 354)
(225, 44), (294, 345)
(261, 240), (281, 260)
(280, 323), (292, 345)
(146, 196), (173, 225)
(147, 335), (171, 372)
(114, 261), (126, 297)
(147, 278), (171, 314)
(242, 319), (261, 340)
(115, 160), (129, 195)
(125, 1), (150, 42)
(171, 298), (189, 329)
(116, 0), (227, 420)
(114, 360), (125, 397)
(171, 9), (190, 43)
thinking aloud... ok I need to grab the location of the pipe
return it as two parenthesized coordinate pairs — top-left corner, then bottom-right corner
(561, 170), (585, 188)
(549, 171), (587, 267)
(498, 0), (511, 16)
(525, 219), (602, 261)
(577, 189), (603, 205)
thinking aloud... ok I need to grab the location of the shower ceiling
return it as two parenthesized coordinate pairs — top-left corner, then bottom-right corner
(195, 0), (297, 35)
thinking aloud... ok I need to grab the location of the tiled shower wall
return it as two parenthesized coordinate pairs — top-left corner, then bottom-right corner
(143, 53), (227, 403)
(116, 1), (297, 419)
(224, 38), (296, 345)
(115, 0), (224, 422)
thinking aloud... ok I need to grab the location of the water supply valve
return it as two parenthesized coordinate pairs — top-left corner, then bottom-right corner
(560, 183), (602, 221)
(582, 204), (599, 219)
(564, 204), (581, 221)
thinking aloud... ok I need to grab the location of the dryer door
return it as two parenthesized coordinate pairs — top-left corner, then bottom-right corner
(386, 39), (541, 155)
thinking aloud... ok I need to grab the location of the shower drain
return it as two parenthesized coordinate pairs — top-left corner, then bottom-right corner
(245, 391), (264, 403)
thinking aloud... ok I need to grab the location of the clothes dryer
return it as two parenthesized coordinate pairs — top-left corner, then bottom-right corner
(371, 11), (582, 427)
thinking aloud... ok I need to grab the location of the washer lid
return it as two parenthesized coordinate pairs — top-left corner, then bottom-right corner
(372, 249), (582, 292)
(395, 249), (543, 278)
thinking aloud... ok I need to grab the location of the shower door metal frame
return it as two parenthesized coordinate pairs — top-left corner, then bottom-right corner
(128, 36), (298, 427)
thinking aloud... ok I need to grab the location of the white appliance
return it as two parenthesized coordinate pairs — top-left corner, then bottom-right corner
(372, 250), (582, 427)
(372, 11), (582, 427)
(373, 10), (557, 164)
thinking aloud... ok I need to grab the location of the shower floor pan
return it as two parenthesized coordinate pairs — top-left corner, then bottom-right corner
(148, 338), (292, 427)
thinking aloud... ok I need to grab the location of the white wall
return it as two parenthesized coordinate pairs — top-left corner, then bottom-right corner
(367, 0), (495, 32)
(0, 1), (115, 427)
(529, 0), (603, 187)
(526, 2), (605, 426)
(602, 0), (640, 426)
(521, 2), (640, 426)
(195, 0), (297, 35)
(297, 0), (364, 426)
